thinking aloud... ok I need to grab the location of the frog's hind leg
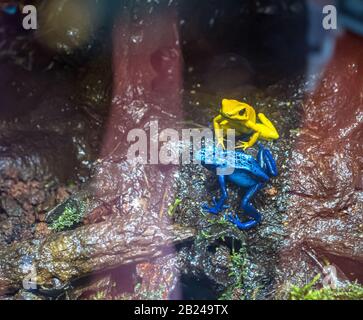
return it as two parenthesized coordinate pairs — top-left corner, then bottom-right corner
(257, 113), (278, 131)
(258, 144), (278, 177)
(202, 175), (229, 215)
(226, 183), (263, 230)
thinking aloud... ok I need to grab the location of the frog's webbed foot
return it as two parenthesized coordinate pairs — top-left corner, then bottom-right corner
(224, 213), (259, 230)
(235, 141), (249, 151)
(202, 197), (229, 215)
(216, 139), (226, 150)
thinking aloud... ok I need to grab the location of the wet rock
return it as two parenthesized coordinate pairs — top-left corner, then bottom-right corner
(0, 216), (195, 295)
(0, 2), (188, 301)
(0, 0), (186, 300)
(0, 10), (111, 244)
(0, 131), (79, 244)
(177, 242), (232, 296)
(131, 255), (180, 300)
(0, 130), (79, 182)
(13, 290), (46, 301)
(66, 274), (116, 300)
(66, 255), (181, 300)
(34, 223), (51, 239)
(277, 33), (363, 287)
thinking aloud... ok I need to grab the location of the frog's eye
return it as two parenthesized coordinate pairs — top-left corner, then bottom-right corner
(239, 109), (246, 116)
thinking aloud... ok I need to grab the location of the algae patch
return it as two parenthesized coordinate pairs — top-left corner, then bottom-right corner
(219, 247), (247, 300)
(50, 202), (86, 232)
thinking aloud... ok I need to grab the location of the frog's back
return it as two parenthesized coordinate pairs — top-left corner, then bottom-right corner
(195, 146), (265, 176)
(227, 150), (270, 182)
(234, 151), (259, 170)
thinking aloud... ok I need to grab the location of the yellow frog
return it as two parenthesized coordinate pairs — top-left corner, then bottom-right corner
(213, 99), (279, 150)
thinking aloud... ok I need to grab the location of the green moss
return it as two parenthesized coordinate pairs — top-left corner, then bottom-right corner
(134, 283), (165, 300)
(50, 203), (86, 232)
(219, 247), (247, 300)
(206, 216), (230, 228)
(197, 215), (232, 241)
(289, 274), (363, 300)
(199, 230), (212, 240)
(91, 291), (107, 300)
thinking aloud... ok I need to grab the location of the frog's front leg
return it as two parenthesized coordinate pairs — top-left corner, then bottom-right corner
(226, 183), (263, 230)
(213, 115), (226, 149)
(235, 132), (260, 150)
(202, 174), (229, 215)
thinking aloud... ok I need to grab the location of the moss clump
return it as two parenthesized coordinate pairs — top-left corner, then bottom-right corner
(50, 203), (85, 232)
(219, 247), (247, 300)
(91, 291), (107, 300)
(133, 283), (165, 300)
(289, 274), (363, 300)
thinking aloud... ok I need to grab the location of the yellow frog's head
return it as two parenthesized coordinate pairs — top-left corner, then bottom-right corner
(220, 99), (255, 122)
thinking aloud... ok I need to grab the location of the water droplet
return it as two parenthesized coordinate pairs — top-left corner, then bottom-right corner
(131, 34), (143, 44)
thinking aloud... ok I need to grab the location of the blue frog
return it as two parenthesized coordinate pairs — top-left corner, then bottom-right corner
(195, 143), (277, 230)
